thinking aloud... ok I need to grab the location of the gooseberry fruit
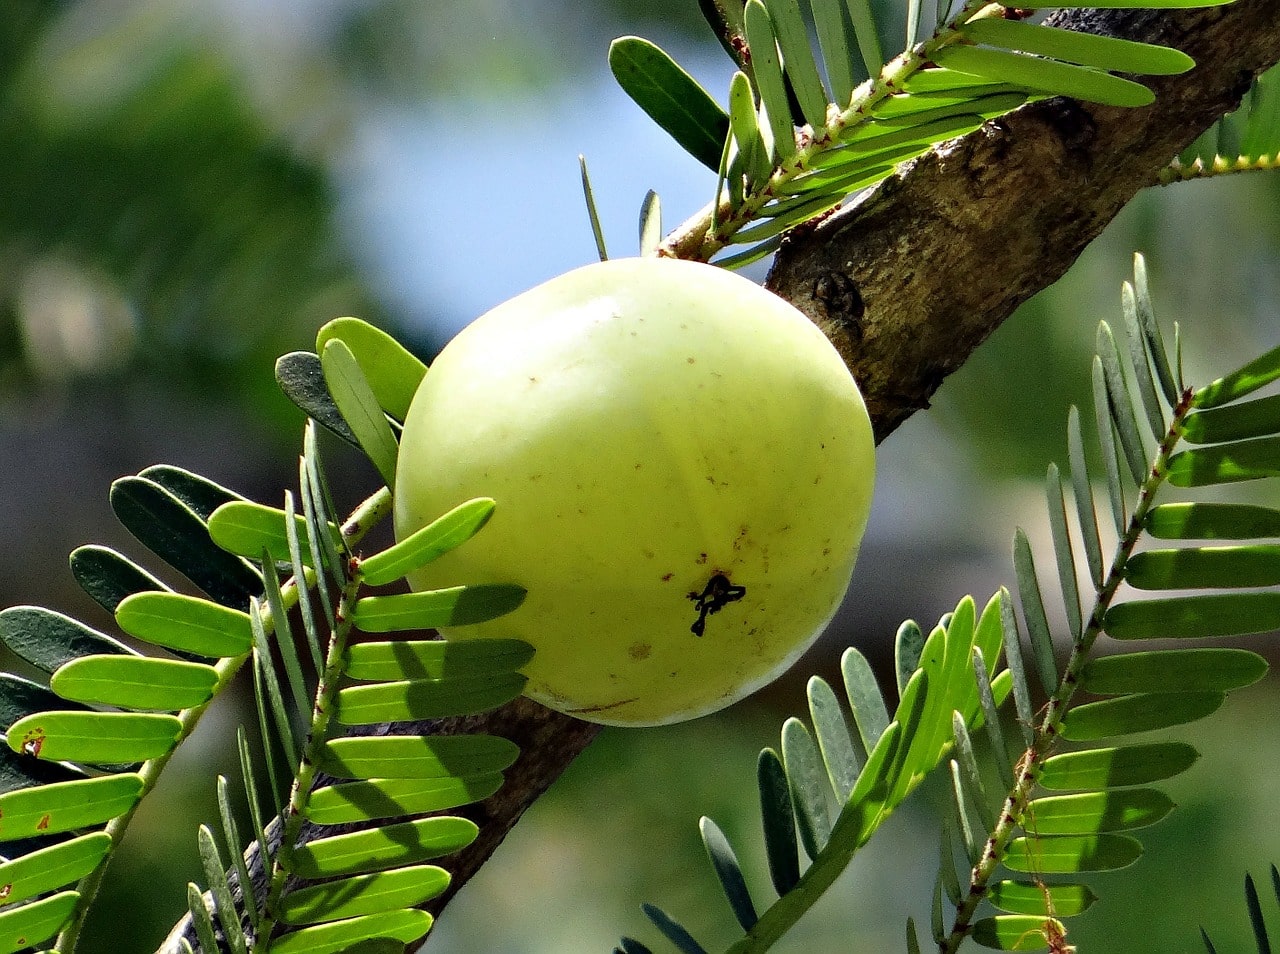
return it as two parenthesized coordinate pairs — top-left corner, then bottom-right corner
(394, 257), (874, 726)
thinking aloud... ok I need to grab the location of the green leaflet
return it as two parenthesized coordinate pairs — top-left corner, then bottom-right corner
(280, 865), (450, 925)
(1060, 691), (1224, 741)
(0, 891), (79, 953)
(288, 816), (479, 878)
(1025, 789), (1174, 834)
(317, 734), (521, 780)
(903, 68), (1006, 93)
(1182, 393), (1280, 444)
(358, 498), (496, 586)
(1081, 649), (1268, 694)
(700, 817), (758, 932)
(762, 0), (828, 129)
(931, 44), (1154, 107)
(1003, 833), (1142, 873)
(321, 339), (399, 489)
(344, 638), (534, 682)
(1193, 342), (1280, 408)
(0, 774), (142, 840)
(271, 909), (434, 954)
(744, 0), (796, 161)
(0, 832), (111, 908)
(809, 0), (856, 107)
(639, 189), (662, 257)
(808, 676), (859, 800)
(275, 351), (362, 449)
(316, 316), (428, 422)
(69, 545), (170, 614)
(1038, 743), (1199, 791)
(757, 748), (799, 896)
(207, 500), (339, 566)
(306, 774), (506, 826)
(334, 672), (527, 724)
(0, 606), (136, 674)
(352, 585), (528, 632)
(1105, 592), (1280, 639)
(1125, 545), (1280, 589)
(1144, 502), (1280, 540)
(51, 655), (219, 711)
(110, 475), (262, 611)
(782, 717), (833, 860)
(141, 465), (244, 522)
(1167, 435), (1280, 486)
(729, 70), (772, 189)
(988, 879), (1097, 916)
(608, 37), (730, 171)
(116, 592), (253, 657)
(960, 19), (1193, 75)
(970, 914), (1066, 951)
(8, 710), (182, 764)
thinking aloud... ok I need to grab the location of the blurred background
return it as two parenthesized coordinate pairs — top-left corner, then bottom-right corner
(2, 0), (1280, 951)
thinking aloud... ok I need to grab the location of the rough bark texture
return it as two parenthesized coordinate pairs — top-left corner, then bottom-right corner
(167, 5), (1280, 950)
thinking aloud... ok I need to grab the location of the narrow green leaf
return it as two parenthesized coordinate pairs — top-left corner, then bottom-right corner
(1194, 342), (1280, 409)
(284, 489), (324, 673)
(334, 673), (526, 724)
(757, 747), (799, 896)
(0, 774), (142, 840)
(1168, 435), (1280, 486)
(973, 648), (1013, 791)
(352, 585), (527, 633)
(951, 713), (989, 826)
(1066, 407), (1104, 587)
(808, 676), (860, 799)
(1105, 592), (1280, 639)
(207, 500), (338, 566)
(931, 866), (945, 944)
(198, 825), (247, 954)
(262, 557), (309, 729)
(846, 721), (903, 843)
(939, 820), (962, 905)
(970, 914), (1067, 950)
(252, 651), (288, 817)
(316, 317), (427, 422)
(842, 647), (890, 753)
(8, 710), (181, 764)
(1093, 356), (1127, 536)
(763, 0), (829, 129)
(217, 775), (258, 931)
(250, 603), (300, 771)
(359, 498), (496, 586)
(138, 465), (242, 521)
(116, 592), (253, 658)
(1081, 648), (1267, 694)
(907, 915), (923, 954)
(904, 69), (1006, 93)
(608, 37), (731, 171)
(950, 759), (980, 865)
(281, 865), (449, 926)
(1039, 742), (1199, 791)
(1183, 393), (1280, 445)
(579, 154), (608, 261)
(1144, 502), (1280, 540)
(809, 0), (856, 106)
(1130, 253), (1178, 407)
(188, 884), (221, 954)
(289, 816), (478, 879)
(1098, 321), (1150, 486)
(1003, 833), (1142, 872)
(782, 717), (832, 860)
(730, 70), (773, 188)
(275, 351), (362, 448)
(110, 476), (262, 611)
(1026, 788), (1173, 834)
(0, 606), (135, 675)
(729, 194), (842, 242)
(0, 892), (79, 953)
(894, 620), (925, 700)
(906, 0), (922, 47)
(931, 45), (1154, 107)
(713, 234), (785, 270)
(1060, 691), (1224, 741)
(69, 545), (170, 614)
(1045, 463), (1083, 639)
(1246, 872), (1271, 954)
(318, 735), (520, 781)
(843, 0), (883, 73)
(51, 655), (219, 711)
(237, 727), (270, 856)
(1118, 283), (1168, 447)
(299, 448), (339, 630)
(1202, 928), (1220, 954)
(1013, 529), (1057, 695)
(1126, 545), (1280, 589)
(998, 592), (1035, 748)
(321, 339), (399, 488)
(271, 910), (433, 954)
(307, 773), (503, 825)
(643, 904), (710, 954)
(0, 832), (110, 908)
(745, 0), (797, 161)
(344, 639), (534, 683)
(639, 190), (662, 257)
(961, 19), (1193, 75)
(988, 879), (1097, 917)
(700, 817), (758, 931)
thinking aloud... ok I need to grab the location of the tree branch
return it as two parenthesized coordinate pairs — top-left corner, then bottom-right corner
(164, 5), (1280, 950)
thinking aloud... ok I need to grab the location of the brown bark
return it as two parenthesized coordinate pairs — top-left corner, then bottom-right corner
(166, 4), (1280, 950)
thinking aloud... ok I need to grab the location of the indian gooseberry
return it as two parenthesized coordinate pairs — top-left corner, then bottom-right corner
(393, 257), (875, 726)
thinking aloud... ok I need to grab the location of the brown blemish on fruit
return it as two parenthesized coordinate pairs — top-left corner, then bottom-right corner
(629, 642), (652, 661)
(696, 552), (708, 565)
(661, 573), (674, 582)
(570, 697), (639, 714)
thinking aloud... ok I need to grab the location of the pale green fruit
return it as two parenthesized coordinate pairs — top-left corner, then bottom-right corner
(394, 258), (875, 726)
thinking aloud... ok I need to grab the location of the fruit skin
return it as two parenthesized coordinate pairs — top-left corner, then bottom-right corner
(394, 257), (875, 726)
